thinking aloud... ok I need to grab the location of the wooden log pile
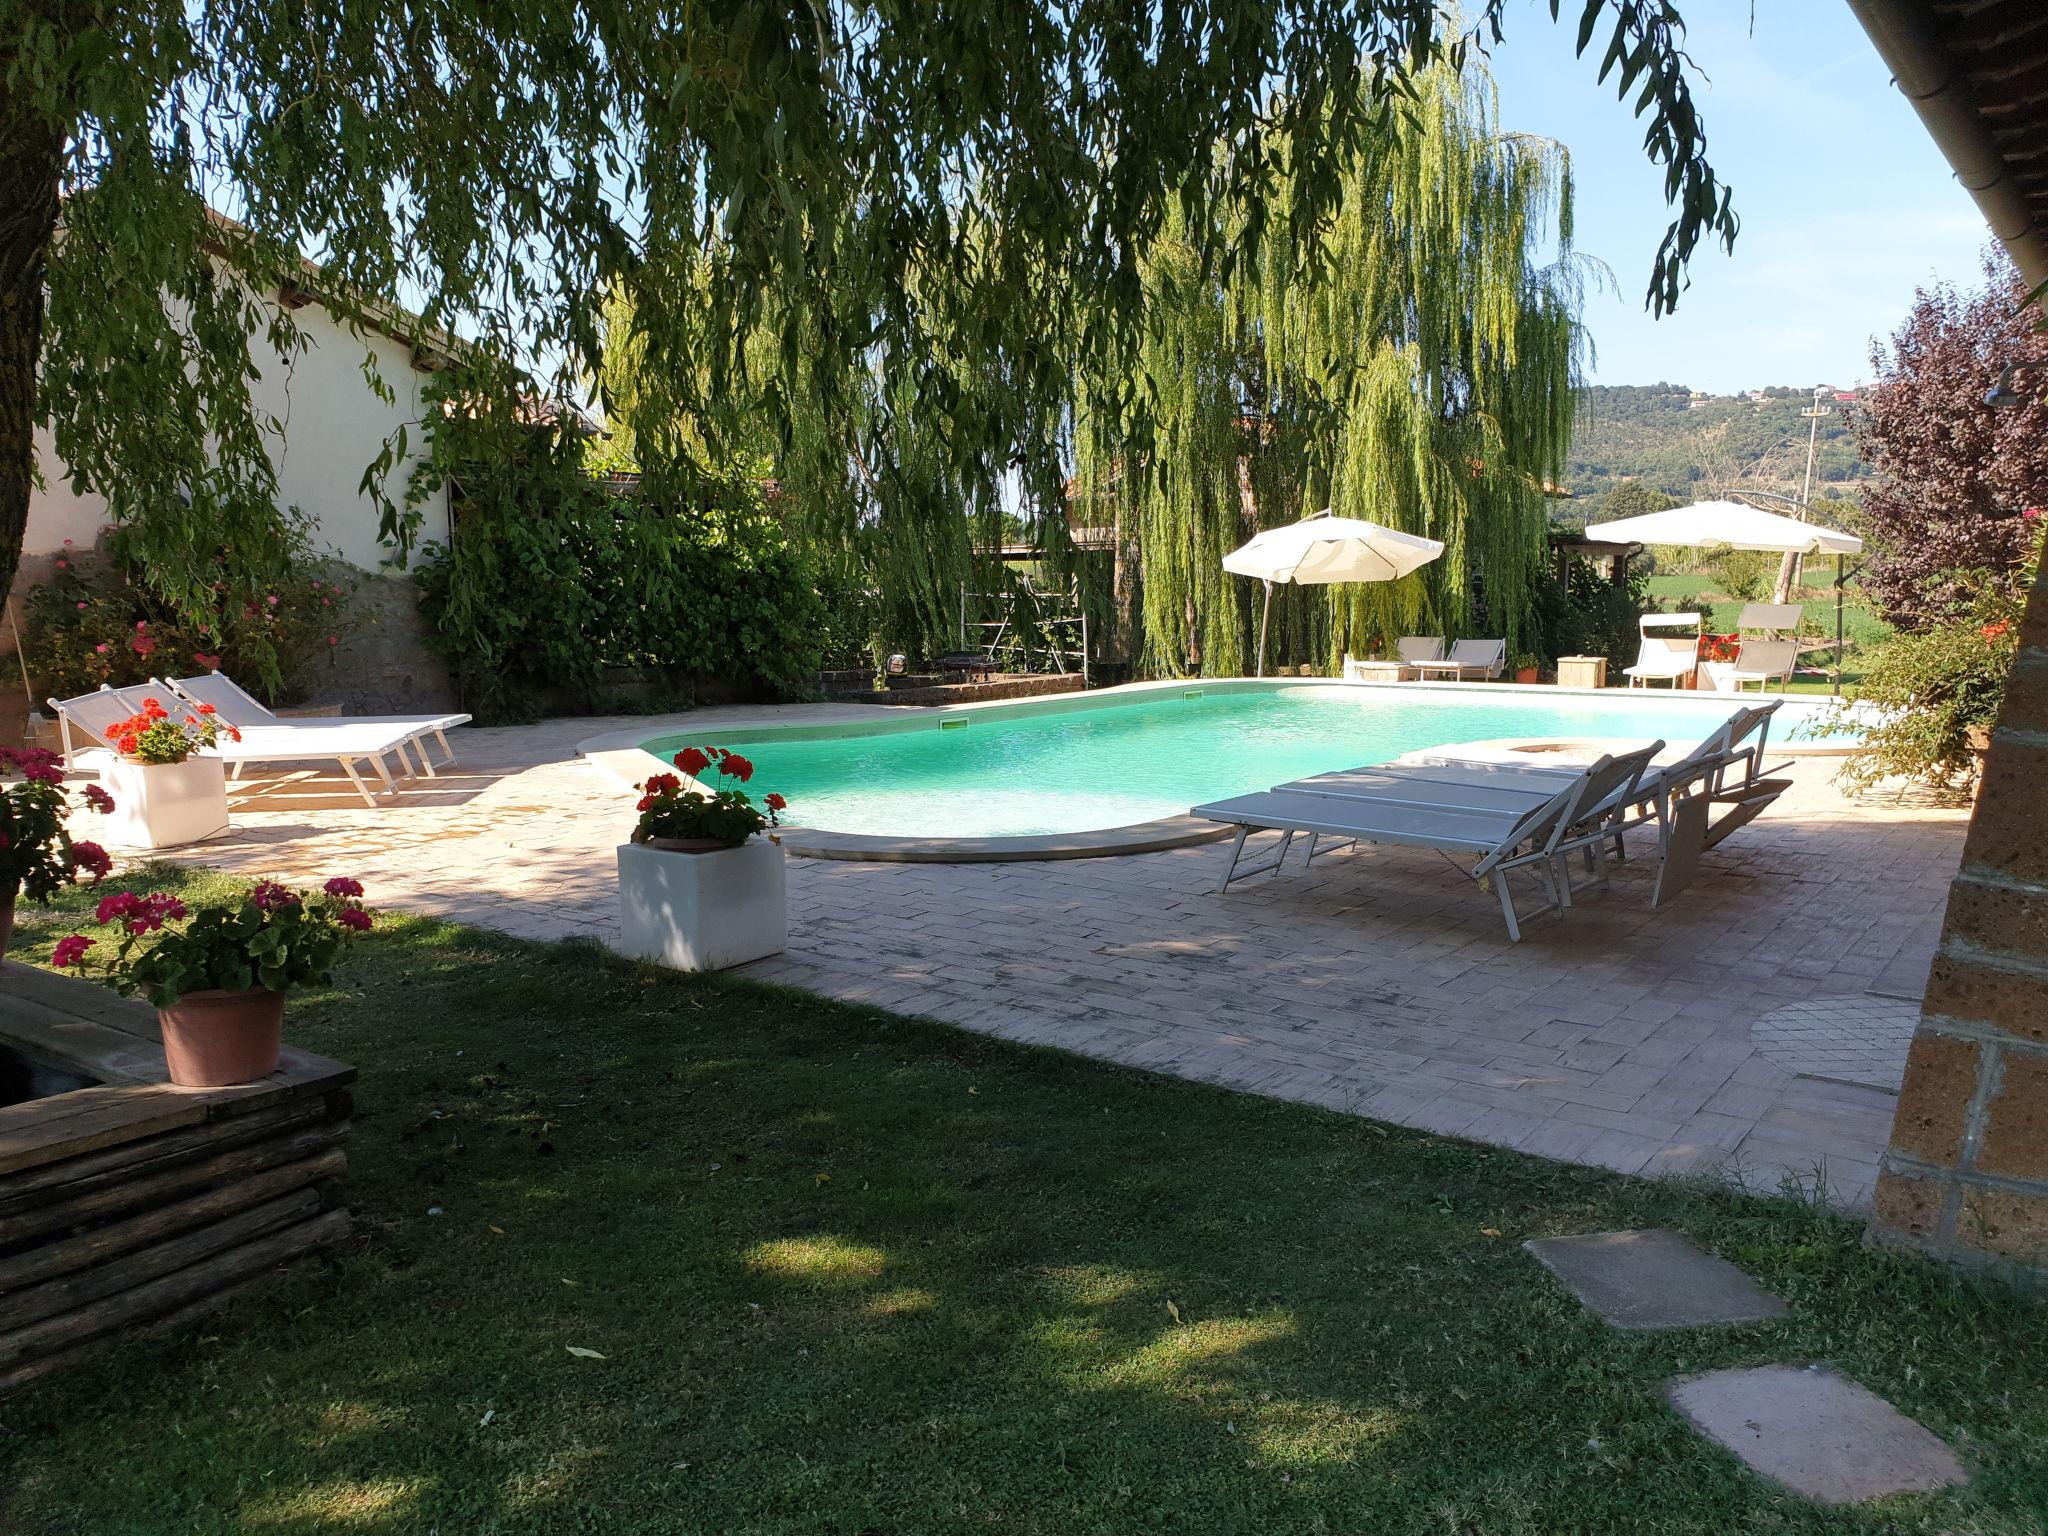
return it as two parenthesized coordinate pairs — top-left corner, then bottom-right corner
(0, 967), (355, 1395)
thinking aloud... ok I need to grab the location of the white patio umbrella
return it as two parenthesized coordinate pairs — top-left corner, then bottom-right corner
(1580, 499), (1862, 556)
(1582, 498), (1865, 695)
(1222, 510), (1445, 677)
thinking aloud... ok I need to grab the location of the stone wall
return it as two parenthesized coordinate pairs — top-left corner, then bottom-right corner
(1869, 570), (2048, 1272)
(823, 673), (1088, 707)
(295, 565), (459, 714)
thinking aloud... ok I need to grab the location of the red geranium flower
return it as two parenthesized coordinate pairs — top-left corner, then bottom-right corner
(83, 783), (114, 813)
(323, 876), (365, 898)
(720, 753), (754, 782)
(69, 841), (112, 881)
(251, 880), (299, 912)
(52, 935), (94, 968)
(337, 907), (373, 932)
(674, 747), (711, 776)
(765, 792), (787, 812)
(96, 891), (140, 924)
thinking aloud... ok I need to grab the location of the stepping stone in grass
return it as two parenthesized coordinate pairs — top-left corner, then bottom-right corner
(1524, 1229), (1790, 1331)
(1667, 1364), (1968, 1505)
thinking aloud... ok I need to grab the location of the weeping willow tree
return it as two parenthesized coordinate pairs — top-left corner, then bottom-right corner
(597, 270), (1047, 663)
(1070, 60), (1589, 677)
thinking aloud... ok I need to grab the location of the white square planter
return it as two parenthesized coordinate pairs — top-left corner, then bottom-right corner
(99, 755), (230, 849)
(614, 838), (787, 972)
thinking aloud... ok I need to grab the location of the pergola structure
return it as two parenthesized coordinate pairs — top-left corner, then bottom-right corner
(1848, 1), (2048, 1271)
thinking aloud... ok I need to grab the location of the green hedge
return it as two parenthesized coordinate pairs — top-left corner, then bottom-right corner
(413, 429), (823, 721)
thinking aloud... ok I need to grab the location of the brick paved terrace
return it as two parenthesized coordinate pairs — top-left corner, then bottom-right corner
(120, 704), (1970, 1212)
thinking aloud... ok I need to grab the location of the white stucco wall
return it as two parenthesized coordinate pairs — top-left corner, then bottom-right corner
(26, 290), (451, 571)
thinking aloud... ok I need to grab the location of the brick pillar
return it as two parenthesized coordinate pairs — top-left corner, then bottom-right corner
(1870, 569), (2048, 1270)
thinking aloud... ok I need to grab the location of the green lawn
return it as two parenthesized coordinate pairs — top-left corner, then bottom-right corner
(5, 867), (2046, 1535)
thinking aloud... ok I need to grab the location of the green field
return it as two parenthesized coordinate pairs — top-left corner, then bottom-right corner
(3, 867), (2046, 1535)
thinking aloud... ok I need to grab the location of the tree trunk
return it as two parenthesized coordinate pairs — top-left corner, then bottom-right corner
(0, 93), (63, 615)
(1770, 549), (1801, 606)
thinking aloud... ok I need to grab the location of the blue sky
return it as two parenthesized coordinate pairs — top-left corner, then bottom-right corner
(1484, 0), (1995, 393)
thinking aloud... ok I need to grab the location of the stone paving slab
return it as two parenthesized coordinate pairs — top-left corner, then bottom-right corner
(1750, 994), (1921, 1091)
(1666, 1364), (1968, 1505)
(1524, 1229), (1790, 1330)
(91, 704), (1971, 1211)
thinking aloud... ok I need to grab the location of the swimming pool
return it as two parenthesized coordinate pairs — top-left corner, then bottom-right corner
(636, 681), (1857, 843)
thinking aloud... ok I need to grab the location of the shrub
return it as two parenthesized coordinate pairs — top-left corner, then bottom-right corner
(1829, 579), (2025, 796)
(413, 422), (826, 721)
(21, 517), (349, 704)
(1533, 557), (1651, 674)
(1709, 548), (1776, 603)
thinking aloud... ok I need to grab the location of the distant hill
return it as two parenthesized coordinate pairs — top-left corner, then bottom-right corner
(1563, 383), (1866, 508)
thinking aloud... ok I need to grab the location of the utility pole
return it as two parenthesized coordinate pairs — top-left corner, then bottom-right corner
(1774, 384), (1833, 603)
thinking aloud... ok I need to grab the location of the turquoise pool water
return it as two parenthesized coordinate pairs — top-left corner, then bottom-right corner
(643, 683), (1853, 840)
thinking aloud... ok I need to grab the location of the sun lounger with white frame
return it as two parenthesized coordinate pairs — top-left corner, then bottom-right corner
(163, 671), (471, 772)
(48, 683), (420, 808)
(1623, 612), (1702, 688)
(1395, 636), (1445, 668)
(1193, 747), (1660, 940)
(1411, 638), (1507, 682)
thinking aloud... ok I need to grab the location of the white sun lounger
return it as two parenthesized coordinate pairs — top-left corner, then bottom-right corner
(1623, 613), (1702, 688)
(48, 683), (419, 808)
(1396, 636), (1445, 667)
(1412, 638), (1507, 682)
(1193, 749), (1656, 940)
(164, 671), (471, 772)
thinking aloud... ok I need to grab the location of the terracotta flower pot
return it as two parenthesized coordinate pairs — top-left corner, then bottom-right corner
(158, 987), (286, 1087)
(1514, 667), (1541, 685)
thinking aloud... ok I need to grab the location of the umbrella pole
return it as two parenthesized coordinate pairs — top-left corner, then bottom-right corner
(1256, 580), (1272, 678)
(1833, 554), (1844, 699)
